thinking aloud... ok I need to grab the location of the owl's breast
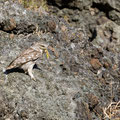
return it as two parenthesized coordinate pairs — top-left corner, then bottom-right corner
(21, 61), (36, 72)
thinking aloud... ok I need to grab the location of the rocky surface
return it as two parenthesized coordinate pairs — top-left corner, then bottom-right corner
(48, 0), (120, 27)
(0, 0), (120, 120)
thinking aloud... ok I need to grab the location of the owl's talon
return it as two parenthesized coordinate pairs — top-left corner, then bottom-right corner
(31, 77), (36, 81)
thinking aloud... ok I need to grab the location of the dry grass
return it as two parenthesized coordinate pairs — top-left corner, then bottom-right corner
(103, 101), (120, 119)
(103, 80), (120, 119)
(15, 0), (48, 11)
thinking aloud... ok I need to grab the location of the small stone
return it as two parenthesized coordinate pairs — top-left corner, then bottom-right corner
(75, 101), (92, 120)
(61, 25), (67, 32)
(20, 110), (28, 119)
(90, 58), (102, 70)
(87, 94), (99, 110)
(48, 46), (59, 58)
(47, 20), (56, 32)
(103, 62), (110, 68)
(112, 64), (117, 70)
(3, 18), (16, 31)
(97, 16), (108, 25)
(98, 78), (106, 84)
(109, 10), (120, 25)
(9, 33), (14, 40)
(89, 8), (95, 15)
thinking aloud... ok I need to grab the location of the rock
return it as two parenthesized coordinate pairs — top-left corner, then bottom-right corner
(3, 18), (16, 32)
(90, 58), (102, 70)
(47, 20), (56, 32)
(86, 94), (99, 110)
(103, 62), (110, 68)
(109, 10), (120, 25)
(93, 0), (120, 12)
(75, 101), (92, 120)
(96, 16), (109, 25)
(0, 95), (14, 120)
(19, 110), (28, 120)
(47, 0), (92, 10)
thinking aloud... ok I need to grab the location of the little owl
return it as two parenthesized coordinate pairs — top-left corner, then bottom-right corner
(6, 42), (49, 80)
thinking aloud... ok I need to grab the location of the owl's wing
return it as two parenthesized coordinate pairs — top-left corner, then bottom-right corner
(7, 48), (41, 70)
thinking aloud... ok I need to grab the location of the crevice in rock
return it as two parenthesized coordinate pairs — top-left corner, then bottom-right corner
(0, 29), (15, 34)
(47, 0), (79, 10)
(88, 28), (97, 42)
(91, 2), (114, 18)
(0, 28), (31, 35)
(0, 26), (35, 35)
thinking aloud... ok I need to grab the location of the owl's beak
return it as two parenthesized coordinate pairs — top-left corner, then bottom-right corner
(45, 49), (49, 59)
(39, 44), (49, 59)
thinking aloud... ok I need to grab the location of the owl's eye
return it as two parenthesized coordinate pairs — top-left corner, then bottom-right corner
(40, 45), (45, 47)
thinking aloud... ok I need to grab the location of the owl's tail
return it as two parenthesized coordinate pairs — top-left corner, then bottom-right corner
(6, 65), (14, 70)
(6, 63), (15, 70)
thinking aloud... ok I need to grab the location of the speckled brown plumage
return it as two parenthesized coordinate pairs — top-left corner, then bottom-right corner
(6, 42), (48, 80)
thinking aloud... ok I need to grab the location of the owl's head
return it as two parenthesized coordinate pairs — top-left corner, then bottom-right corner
(31, 42), (49, 59)
(39, 43), (49, 59)
(32, 42), (48, 50)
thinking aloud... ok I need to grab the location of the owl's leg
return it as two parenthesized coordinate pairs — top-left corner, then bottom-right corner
(27, 63), (36, 81)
